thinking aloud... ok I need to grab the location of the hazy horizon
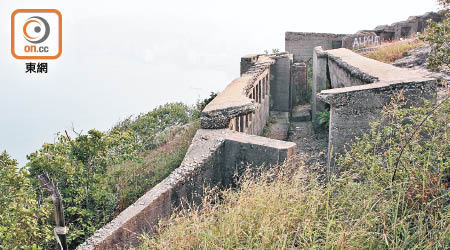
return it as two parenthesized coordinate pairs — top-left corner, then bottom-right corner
(0, 0), (440, 166)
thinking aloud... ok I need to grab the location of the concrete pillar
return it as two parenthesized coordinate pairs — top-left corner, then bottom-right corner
(270, 55), (292, 112)
(290, 63), (308, 106)
(312, 46), (328, 129)
(240, 54), (258, 75)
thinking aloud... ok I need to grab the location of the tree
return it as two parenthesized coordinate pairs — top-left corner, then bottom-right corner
(26, 129), (140, 248)
(0, 151), (53, 249)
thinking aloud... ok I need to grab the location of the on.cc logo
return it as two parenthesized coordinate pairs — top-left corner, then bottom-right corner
(11, 9), (62, 60)
(23, 16), (50, 44)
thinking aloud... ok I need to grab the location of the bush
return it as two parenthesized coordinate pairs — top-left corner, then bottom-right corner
(27, 129), (141, 247)
(24, 101), (203, 248)
(113, 102), (194, 150)
(106, 121), (199, 210)
(0, 151), (53, 250)
(420, 11), (449, 71)
(317, 110), (330, 128)
(137, 96), (449, 249)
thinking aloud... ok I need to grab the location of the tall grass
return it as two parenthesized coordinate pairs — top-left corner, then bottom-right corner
(106, 121), (199, 211)
(135, 94), (449, 249)
(365, 39), (427, 64)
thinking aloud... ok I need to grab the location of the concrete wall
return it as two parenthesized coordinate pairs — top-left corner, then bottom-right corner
(291, 63), (308, 105)
(327, 58), (371, 88)
(270, 54), (292, 112)
(285, 32), (347, 63)
(78, 53), (298, 249)
(77, 129), (296, 249)
(315, 48), (437, 168)
(228, 69), (271, 135)
(322, 80), (436, 168)
(202, 55), (274, 135)
(374, 11), (445, 40)
(311, 47), (328, 129)
(342, 32), (380, 49)
(240, 54), (259, 75)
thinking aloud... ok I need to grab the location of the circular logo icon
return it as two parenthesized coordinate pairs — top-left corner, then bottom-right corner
(23, 16), (50, 44)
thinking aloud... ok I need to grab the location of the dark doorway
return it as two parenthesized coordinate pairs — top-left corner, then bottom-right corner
(401, 26), (411, 37)
(332, 40), (342, 49)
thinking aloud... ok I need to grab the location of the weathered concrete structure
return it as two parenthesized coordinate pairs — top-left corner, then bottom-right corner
(311, 47), (328, 128)
(286, 11), (445, 62)
(285, 32), (348, 62)
(312, 47), (436, 167)
(78, 10), (442, 249)
(78, 129), (295, 249)
(374, 11), (445, 40)
(78, 54), (298, 250)
(291, 62), (308, 105)
(270, 53), (293, 112)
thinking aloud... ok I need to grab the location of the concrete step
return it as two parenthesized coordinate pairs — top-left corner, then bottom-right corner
(291, 104), (312, 122)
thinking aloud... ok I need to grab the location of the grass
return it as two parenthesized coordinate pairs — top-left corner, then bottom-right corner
(135, 95), (450, 249)
(365, 39), (427, 64)
(106, 121), (199, 211)
(262, 115), (278, 137)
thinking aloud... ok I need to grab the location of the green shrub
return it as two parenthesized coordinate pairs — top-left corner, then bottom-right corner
(27, 129), (141, 247)
(106, 121), (199, 210)
(113, 102), (194, 150)
(317, 110), (330, 128)
(420, 11), (449, 71)
(24, 101), (204, 248)
(0, 151), (53, 250)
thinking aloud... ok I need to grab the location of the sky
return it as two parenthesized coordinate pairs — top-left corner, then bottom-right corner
(0, 0), (441, 166)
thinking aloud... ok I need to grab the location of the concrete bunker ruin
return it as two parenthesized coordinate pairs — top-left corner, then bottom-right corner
(311, 47), (436, 167)
(78, 11), (441, 249)
(78, 54), (299, 250)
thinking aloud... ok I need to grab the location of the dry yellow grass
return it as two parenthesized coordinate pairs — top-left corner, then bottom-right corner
(132, 97), (450, 250)
(365, 39), (427, 64)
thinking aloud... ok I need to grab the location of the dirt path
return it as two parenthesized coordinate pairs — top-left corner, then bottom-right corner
(288, 121), (328, 176)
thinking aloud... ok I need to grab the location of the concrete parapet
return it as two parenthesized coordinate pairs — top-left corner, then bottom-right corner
(77, 129), (296, 250)
(315, 48), (437, 168)
(201, 55), (275, 135)
(240, 54), (259, 75)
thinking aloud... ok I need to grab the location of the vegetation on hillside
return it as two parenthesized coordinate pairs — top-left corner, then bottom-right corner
(137, 93), (449, 249)
(0, 93), (216, 249)
(0, 152), (53, 249)
(421, 12), (449, 71)
(365, 39), (427, 64)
